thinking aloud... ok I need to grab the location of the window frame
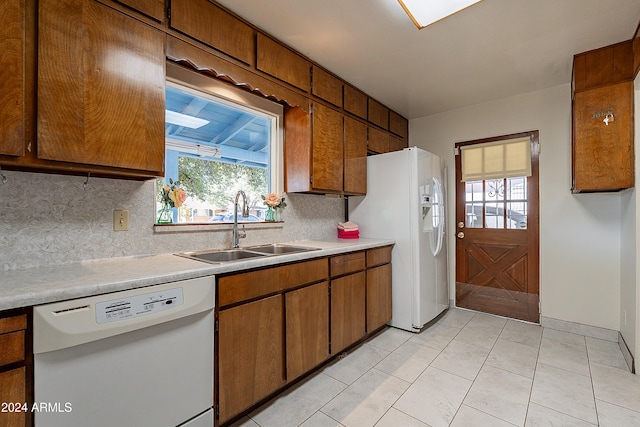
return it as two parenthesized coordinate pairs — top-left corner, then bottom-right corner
(161, 62), (285, 225)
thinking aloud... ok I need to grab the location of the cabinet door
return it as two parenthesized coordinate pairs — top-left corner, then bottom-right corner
(286, 282), (329, 380)
(368, 126), (389, 154)
(389, 110), (408, 140)
(312, 66), (342, 107)
(344, 84), (367, 119)
(368, 98), (389, 130)
(367, 263), (392, 332)
(389, 135), (408, 152)
(38, 0), (165, 174)
(0, 367), (26, 427)
(257, 34), (310, 91)
(116, 0), (165, 21)
(170, 0), (254, 65)
(0, 0), (25, 157)
(218, 295), (285, 423)
(330, 272), (366, 354)
(312, 103), (343, 192)
(344, 117), (367, 195)
(572, 81), (633, 192)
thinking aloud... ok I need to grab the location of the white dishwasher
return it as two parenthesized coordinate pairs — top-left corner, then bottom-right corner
(33, 276), (215, 427)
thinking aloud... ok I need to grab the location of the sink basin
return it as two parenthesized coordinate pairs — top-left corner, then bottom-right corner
(177, 249), (267, 264)
(176, 244), (320, 264)
(244, 244), (320, 255)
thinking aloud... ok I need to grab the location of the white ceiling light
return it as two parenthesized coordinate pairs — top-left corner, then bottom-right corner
(398, 0), (483, 29)
(165, 110), (210, 129)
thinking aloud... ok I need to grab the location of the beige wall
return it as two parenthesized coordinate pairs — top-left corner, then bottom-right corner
(410, 83), (622, 331)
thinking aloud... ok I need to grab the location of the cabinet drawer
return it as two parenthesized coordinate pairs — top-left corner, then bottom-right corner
(218, 258), (328, 306)
(312, 66), (343, 107)
(367, 246), (392, 267)
(0, 314), (26, 334)
(330, 252), (366, 278)
(257, 34), (310, 91)
(0, 331), (25, 366)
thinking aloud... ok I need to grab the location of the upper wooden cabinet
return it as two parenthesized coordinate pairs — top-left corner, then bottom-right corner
(170, 0), (254, 65)
(368, 98), (389, 130)
(390, 135), (408, 152)
(257, 34), (310, 91)
(312, 65), (343, 107)
(572, 81), (634, 192)
(368, 126), (389, 154)
(312, 103), (344, 193)
(0, 0), (25, 157)
(116, 0), (165, 22)
(344, 116), (367, 195)
(38, 0), (165, 175)
(573, 41), (634, 92)
(344, 84), (367, 119)
(571, 40), (635, 193)
(285, 103), (367, 196)
(389, 110), (408, 140)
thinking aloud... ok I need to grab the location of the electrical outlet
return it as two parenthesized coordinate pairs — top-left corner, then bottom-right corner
(114, 210), (129, 231)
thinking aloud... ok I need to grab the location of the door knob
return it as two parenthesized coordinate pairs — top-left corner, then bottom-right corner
(457, 221), (464, 229)
(457, 232), (465, 239)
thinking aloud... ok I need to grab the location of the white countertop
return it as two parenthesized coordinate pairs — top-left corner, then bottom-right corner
(0, 238), (394, 310)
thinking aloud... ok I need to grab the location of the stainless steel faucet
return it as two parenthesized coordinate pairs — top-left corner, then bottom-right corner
(232, 190), (249, 248)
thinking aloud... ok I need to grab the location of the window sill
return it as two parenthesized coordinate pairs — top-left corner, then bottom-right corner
(153, 221), (284, 234)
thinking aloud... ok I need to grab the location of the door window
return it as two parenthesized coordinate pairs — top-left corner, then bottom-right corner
(465, 176), (527, 229)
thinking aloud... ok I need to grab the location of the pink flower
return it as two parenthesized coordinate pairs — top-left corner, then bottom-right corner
(264, 193), (282, 207)
(170, 188), (187, 208)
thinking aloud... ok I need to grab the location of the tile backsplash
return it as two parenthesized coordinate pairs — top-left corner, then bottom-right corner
(0, 171), (343, 271)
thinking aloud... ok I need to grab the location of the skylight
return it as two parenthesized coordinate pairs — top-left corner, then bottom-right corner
(398, 0), (483, 29)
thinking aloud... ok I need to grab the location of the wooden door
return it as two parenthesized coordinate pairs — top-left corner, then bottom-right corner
(285, 282), (329, 380)
(330, 272), (366, 354)
(455, 131), (540, 323)
(0, 0), (25, 157)
(218, 295), (285, 423)
(38, 0), (165, 174)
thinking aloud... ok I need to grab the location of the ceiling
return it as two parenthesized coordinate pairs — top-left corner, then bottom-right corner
(215, 0), (640, 119)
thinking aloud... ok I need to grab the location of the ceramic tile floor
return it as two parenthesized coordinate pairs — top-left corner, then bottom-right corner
(230, 308), (640, 427)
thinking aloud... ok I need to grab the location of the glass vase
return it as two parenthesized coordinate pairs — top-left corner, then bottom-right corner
(157, 203), (173, 224)
(265, 206), (276, 222)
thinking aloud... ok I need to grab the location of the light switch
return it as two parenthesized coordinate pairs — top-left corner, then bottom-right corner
(114, 210), (129, 231)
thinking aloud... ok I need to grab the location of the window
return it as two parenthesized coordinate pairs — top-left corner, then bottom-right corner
(465, 177), (528, 229)
(158, 64), (284, 224)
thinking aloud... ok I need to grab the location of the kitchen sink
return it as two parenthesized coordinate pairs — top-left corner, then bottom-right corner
(176, 249), (268, 264)
(244, 244), (320, 255)
(176, 244), (320, 264)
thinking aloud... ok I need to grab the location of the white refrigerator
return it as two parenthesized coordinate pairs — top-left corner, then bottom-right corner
(349, 147), (448, 332)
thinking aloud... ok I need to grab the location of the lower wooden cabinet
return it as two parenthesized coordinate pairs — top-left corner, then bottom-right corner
(286, 282), (329, 380)
(217, 295), (285, 423)
(330, 272), (366, 354)
(216, 246), (393, 424)
(367, 263), (393, 332)
(366, 246), (393, 332)
(0, 367), (27, 427)
(0, 310), (31, 427)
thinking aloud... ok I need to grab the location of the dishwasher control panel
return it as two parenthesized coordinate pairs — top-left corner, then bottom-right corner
(96, 287), (184, 324)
